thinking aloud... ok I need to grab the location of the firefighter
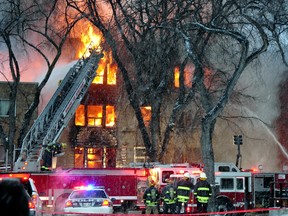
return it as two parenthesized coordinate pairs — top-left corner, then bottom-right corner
(143, 180), (160, 214)
(41, 142), (64, 171)
(161, 178), (177, 214)
(176, 172), (194, 214)
(194, 172), (212, 213)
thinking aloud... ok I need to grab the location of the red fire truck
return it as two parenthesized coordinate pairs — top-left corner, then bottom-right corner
(165, 162), (288, 213)
(28, 167), (149, 213)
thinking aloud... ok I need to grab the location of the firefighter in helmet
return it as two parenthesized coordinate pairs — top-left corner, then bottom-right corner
(161, 178), (177, 214)
(143, 179), (160, 214)
(194, 172), (212, 213)
(176, 172), (194, 214)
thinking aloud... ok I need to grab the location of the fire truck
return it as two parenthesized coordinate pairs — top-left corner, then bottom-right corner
(163, 162), (288, 213)
(28, 167), (149, 213)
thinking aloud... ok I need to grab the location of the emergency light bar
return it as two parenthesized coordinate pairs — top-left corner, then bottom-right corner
(0, 173), (30, 183)
(74, 185), (105, 190)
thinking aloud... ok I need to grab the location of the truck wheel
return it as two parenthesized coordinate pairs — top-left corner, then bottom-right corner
(216, 196), (235, 215)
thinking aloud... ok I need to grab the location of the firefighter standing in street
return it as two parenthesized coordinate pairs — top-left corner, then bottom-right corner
(143, 180), (160, 214)
(176, 172), (194, 214)
(194, 172), (212, 213)
(161, 178), (177, 214)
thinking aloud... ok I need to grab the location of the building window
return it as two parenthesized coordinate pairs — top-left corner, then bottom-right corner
(93, 51), (117, 85)
(87, 105), (103, 126)
(140, 106), (151, 126)
(174, 66), (192, 88)
(105, 105), (115, 127)
(74, 147), (103, 168)
(75, 105), (115, 127)
(0, 99), (10, 117)
(134, 146), (146, 163)
(75, 105), (85, 126)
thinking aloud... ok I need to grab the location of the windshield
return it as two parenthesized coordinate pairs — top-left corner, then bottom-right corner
(70, 190), (107, 199)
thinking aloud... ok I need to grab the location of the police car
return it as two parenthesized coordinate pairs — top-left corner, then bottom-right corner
(64, 185), (114, 214)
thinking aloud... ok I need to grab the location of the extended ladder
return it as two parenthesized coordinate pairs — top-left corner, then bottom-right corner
(14, 46), (103, 172)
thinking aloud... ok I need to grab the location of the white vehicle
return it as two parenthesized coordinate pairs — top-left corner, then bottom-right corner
(64, 186), (114, 214)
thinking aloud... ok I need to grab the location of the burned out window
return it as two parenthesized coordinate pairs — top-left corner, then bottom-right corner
(220, 178), (234, 190)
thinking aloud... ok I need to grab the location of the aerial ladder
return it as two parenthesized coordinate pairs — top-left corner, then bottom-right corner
(14, 45), (103, 172)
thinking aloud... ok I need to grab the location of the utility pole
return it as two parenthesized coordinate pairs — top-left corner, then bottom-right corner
(234, 135), (243, 169)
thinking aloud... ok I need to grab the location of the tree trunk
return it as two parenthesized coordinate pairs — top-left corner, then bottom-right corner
(201, 116), (217, 212)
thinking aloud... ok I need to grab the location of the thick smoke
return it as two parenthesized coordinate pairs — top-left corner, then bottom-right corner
(214, 48), (287, 172)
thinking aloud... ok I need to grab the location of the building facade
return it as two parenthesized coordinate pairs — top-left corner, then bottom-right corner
(0, 81), (38, 165)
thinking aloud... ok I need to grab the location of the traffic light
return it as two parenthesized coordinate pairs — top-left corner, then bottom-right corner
(233, 135), (243, 145)
(238, 135), (243, 145)
(233, 135), (239, 145)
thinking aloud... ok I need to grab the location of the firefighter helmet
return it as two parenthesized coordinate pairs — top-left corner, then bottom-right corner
(184, 172), (190, 178)
(200, 172), (207, 180)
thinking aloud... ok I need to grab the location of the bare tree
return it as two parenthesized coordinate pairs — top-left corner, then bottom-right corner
(0, 0), (81, 167)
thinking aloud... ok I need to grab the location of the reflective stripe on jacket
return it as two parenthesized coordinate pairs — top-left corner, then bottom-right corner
(143, 186), (160, 206)
(194, 180), (212, 203)
(176, 179), (194, 203)
(161, 184), (176, 204)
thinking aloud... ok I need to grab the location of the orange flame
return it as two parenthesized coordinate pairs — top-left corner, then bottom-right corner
(74, 25), (117, 127)
(78, 25), (102, 58)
